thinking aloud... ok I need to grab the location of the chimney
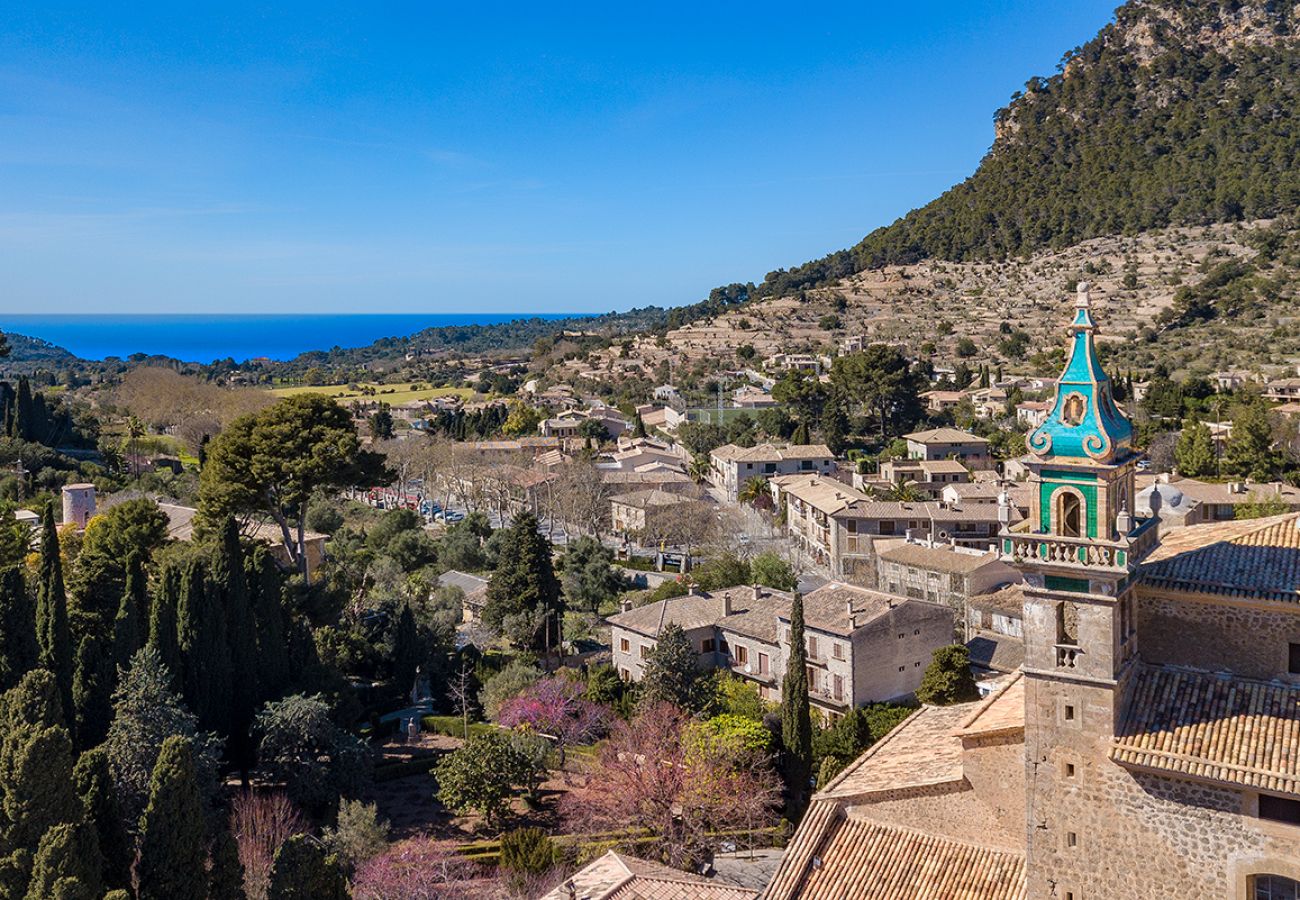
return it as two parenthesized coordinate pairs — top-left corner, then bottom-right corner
(723, 591), (734, 616)
(752, 584), (762, 603)
(687, 584), (698, 596)
(621, 598), (634, 613)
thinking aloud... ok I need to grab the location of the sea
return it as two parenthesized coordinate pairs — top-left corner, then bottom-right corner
(0, 313), (578, 363)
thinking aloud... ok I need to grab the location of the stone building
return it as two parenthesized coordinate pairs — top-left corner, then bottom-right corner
(762, 284), (1300, 899)
(708, 443), (837, 502)
(607, 582), (954, 721)
(874, 538), (1019, 616)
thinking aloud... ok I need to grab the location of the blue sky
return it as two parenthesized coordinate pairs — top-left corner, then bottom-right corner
(0, 2), (1119, 315)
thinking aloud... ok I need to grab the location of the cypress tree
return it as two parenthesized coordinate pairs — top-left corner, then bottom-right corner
(147, 561), (182, 689)
(176, 558), (232, 736)
(781, 592), (813, 813)
(214, 518), (257, 775)
(71, 635), (114, 751)
(23, 820), (101, 900)
(137, 736), (207, 900)
(207, 824), (245, 900)
(266, 835), (348, 900)
(35, 504), (73, 728)
(14, 378), (32, 442)
(72, 748), (131, 893)
(112, 553), (147, 674)
(248, 545), (289, 702)
(0, 671), (81, 887)
(0, 567), (38, 692)
(392, 603), (420, 696)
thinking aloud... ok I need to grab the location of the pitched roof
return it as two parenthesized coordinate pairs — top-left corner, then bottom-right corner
(904, 427), (990, 445)
(711, 443), (834, 463)
(607, 587), (764, 638)
(796, 582), (904, 637)
(1167, 478), (1300, 506)
(1110, 665), (1300, 797)
(764, 678), (1027, 900)
(770, 474), (871, 515)
(611, 489), (697, 510)
(775, 815), (1026, 900)
(539, 850), (758, 900)
(876, 540), (1005, 575)
(967, 583), (1027, 616)
(966, 632), (1025, 674)
(1140, 513), (1300, 603)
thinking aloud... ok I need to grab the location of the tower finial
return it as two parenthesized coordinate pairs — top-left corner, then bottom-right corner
(1076, 280), (1091, 310)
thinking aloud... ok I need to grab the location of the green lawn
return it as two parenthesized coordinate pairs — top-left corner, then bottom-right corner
(270, 382), (478, 406)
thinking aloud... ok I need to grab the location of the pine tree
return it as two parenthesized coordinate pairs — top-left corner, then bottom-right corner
(137, 736), (207, 900)
(112, 553), (147, 674)
(482, 512), (562, 652)
(1174, 414), (1217, 478)
(35, 504), (73, 725)
(214, 518), (258, 776)
(72, 748), (131, 893)
(71, 635), (114, 751)
(781, 592), (813, 812)
(916, 644), (980, 705)
(266, 835), (348, 900)
(1224, 400), (1281, 481)
(23, 820), (101, 900)
(0, 567), (38, 692)
(791, 421), (810, 445)
(207, 823), (246, 900)
(176, 557), (232, 735)
(638, 622), (703, 710)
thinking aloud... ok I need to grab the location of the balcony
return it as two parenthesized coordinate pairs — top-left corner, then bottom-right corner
(1000, 516), (1158, 575)
(1055, 644), (1081, 668)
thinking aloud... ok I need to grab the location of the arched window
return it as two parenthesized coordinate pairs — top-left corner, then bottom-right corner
(1254, 874), (1299, 900)
(1060, 491), (1082, 538)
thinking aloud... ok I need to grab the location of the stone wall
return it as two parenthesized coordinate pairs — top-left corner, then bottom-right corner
(1138, 588), (1300, 683)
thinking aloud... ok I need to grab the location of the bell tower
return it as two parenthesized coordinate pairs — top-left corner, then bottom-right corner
(1000, 282), (1159, 899)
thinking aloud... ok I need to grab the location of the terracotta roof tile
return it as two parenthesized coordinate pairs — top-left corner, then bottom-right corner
(876, 541), (1005, 575)
(1110, 665), (1300, 797)
(541, 850), (758, 900)
(1140, 513), (1300, 603)
(777, 816), (1025, 900)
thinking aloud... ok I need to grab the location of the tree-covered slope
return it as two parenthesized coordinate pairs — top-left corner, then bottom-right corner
(754, 0), (1300, 297)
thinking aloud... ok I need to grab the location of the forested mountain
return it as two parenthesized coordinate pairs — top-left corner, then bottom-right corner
(748, 0), (1300, 299)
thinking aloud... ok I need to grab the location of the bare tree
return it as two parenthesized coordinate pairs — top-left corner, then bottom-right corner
(552, 460), (610, 536)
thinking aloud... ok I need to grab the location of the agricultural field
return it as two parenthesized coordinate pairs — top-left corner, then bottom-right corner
(270, 381), (478, 406)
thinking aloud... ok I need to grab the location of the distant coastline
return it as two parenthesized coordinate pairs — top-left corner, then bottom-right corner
(0, 313), (581, 363)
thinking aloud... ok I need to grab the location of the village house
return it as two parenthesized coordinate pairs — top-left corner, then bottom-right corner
(1264, 375), (1300, 401)
(607, 582), (956, 720)
(1015, 399), (1053, 429)
(732, 386), (778, 409)
(963, 582), (1026, 682)
(768, 474), (872, 571)
(874, 537), (1019, 620)
(921, 389), (967, 414)
(609, 488), (700, 536)
(708, 443), (836, 502)
(903, 426), (993, 469)
(829, 498), (1010, 583)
